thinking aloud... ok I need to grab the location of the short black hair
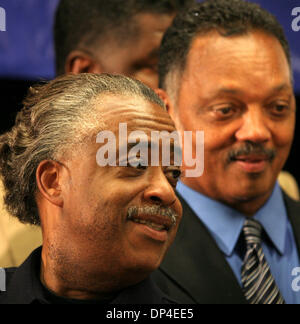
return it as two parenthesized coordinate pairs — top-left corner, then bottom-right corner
(54, 0), (195, 75)
(159, 0), (291, 90)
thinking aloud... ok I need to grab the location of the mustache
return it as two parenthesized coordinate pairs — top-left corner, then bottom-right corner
(127, 205), (179, 227)
(227, 141), (276, 163)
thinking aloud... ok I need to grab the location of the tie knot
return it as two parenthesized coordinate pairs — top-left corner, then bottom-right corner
(243, 218), (262, 246)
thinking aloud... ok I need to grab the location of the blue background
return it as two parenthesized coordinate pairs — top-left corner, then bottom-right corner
(0, 0), (299, 92)
(0, 0), (58, 80)
(0, 0), (299, 93)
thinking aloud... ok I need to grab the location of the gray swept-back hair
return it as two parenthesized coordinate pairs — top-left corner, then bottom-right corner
(0, 73), (165, 226)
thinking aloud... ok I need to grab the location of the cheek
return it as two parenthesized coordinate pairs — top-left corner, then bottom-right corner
(178, 108), (198, 131)
(81, 179), (146, 226)
(271, 118), (295, 153)
(66, 193), (123, 248)
(200, 126), (235, 168)
(178, 113), (233, 168)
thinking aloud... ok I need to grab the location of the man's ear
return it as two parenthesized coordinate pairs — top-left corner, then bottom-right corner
(65, 50), (103, 74)
(36, 160), (64, 208)
(155, 88), (174, 115)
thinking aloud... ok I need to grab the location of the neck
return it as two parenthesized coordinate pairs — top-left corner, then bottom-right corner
(40, 244), (120, 301)
(182, 178), (274, 217)
(225, 192), (272, 217)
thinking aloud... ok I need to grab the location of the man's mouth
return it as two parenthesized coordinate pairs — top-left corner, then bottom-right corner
(127, 213), (172, 232)
(127, 206), (178, 242)
(232, 155), (271, 173)
(234, 154), (270, 162)
(228, 142), (276, 168)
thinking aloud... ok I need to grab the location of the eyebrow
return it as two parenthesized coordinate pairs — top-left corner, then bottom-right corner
(213, 83), (293, 97)
(117, 140), (182, 160)
(119, 141), (180, 152)
(271, 83), (293, 93)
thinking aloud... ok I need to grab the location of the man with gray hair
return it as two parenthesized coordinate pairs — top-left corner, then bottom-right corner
(0, 0), (197, 269)
(0, 73), (182, 304)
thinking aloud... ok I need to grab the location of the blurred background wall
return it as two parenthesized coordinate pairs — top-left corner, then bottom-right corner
(0, 0), (299, 182)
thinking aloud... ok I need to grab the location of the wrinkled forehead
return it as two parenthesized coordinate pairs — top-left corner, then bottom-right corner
(95, 94), (176, 134)
(92, 95), (182, 168)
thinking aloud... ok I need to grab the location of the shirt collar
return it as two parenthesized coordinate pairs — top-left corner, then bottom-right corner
(177, 181), (287, 257)
(3, 247), (44, 304)
(253, 183), (287, 255)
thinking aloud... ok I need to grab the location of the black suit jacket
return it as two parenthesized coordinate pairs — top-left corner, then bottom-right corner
(152, 192), (300, 304)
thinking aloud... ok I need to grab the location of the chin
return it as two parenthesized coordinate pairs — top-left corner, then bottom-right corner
(229, 181), (275, 203)
(122, 243), (165, 268)
(135, 252), (165, 273)
(118, 256), (162, 288)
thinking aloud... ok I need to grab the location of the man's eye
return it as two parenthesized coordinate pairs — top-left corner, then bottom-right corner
(165, 168), (182, 185)
(135, 163), (148, 170)
(212, 105), (236, 120)
(171, 169), (182, 179)
(217, 107), (233, 115)
(272, 104), (289, 115)
(128, 159), (148, 170)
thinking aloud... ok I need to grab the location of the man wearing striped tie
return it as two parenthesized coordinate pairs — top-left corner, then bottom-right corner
(153, 0), (300, 304)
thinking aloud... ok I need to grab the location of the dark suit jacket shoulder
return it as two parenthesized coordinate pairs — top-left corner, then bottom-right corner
(152, 192), (300, 304)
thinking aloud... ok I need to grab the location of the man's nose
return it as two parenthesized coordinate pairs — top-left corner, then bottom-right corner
(143, 169), (177, 207)
(235, 107), (272, 144)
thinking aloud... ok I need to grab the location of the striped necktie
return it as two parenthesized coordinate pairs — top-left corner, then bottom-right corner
(241, 218), (285, 304)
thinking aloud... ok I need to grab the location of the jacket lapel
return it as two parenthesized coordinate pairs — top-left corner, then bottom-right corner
(284, 193), (300, 252)
(159, 193), (246, 304)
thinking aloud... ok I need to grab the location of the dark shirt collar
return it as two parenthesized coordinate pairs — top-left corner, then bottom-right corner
(2, 247), (173, 304)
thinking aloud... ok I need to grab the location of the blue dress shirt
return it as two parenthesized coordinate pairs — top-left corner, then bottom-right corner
(177, 181), (300, 304)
